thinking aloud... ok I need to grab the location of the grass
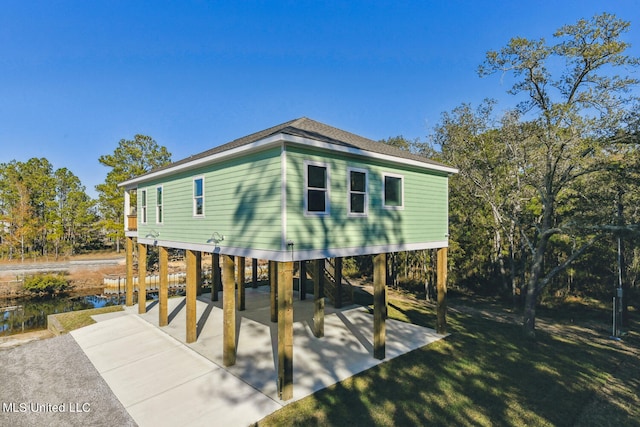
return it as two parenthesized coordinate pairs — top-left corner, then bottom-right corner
(53, 306), (124, 332)
(256, 294), (639, 427)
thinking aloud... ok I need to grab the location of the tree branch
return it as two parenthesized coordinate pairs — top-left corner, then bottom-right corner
(536, 234), (605, 291)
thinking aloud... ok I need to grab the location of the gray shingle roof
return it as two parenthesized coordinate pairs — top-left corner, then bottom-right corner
(126, 117), (455, 184)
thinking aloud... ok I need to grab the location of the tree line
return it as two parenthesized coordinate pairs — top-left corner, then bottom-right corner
(0, 158), (98, 260)
(0, 13), (637, 335)
(382, 13), (639, 334)
(0, 135), (171, 260)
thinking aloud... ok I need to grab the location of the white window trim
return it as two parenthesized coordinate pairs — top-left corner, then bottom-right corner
(193, 176), (205, 217)
(347, 167), (368, 217)
(382, 172), (405, 210)
(156, 185), (163, 224)
(304, 160), (330, 216)
(140, 189), (147, 224)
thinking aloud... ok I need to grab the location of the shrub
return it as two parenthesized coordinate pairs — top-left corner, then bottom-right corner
(23, 274), (70, 296)
(342, 257), (359, 278)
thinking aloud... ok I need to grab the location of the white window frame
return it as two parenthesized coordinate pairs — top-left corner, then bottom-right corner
(140, 189), (147, 224)
(156, 185), (163, 224)
(193, 176), (205, 217)
(382, 173), (404, 210)
(304, 161), (330, 216)
(347, 167), (368, 217)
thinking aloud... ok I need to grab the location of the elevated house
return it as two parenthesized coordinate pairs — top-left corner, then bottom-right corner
(119, 117), (457, 400)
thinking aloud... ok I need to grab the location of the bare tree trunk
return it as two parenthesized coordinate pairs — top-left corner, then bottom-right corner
(523, 226), (550, 336)
(523, 249), (543, 335)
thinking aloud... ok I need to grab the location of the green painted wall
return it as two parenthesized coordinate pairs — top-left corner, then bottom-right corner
(136, 147), (283, 251)
(284, 145), (449, 251)
(134, 142), (449, 257)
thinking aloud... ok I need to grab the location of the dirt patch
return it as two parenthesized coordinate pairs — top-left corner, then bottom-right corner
(0, 329), (54, 350)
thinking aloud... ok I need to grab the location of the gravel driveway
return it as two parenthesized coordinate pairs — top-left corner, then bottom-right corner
(0, 334), (135, 427)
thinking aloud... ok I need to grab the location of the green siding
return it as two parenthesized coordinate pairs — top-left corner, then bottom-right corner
(285, 145), (449, 251)
(137, 147), (283, 251)
(134, 142), (450, 257)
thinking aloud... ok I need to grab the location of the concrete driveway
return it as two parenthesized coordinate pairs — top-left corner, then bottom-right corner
(71, 287), (445, 426)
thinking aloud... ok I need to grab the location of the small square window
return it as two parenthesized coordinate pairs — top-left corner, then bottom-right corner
(351, 193), (365, 213)
(308, 189), (326, 212)
(308, 165), (326, 189)
(383, 175), (403, 208)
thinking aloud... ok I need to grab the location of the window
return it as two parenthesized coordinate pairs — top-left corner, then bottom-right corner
(193, 177), (204, 216)
(156, 186), (163, 224)
(348, 168), (368, 216)
(305, 162), (329, 214)
(383, 174), (404, 209)
(140, 189), (147, 223)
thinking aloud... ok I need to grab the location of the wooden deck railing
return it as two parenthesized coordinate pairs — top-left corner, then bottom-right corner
(127, 215), (137, 231)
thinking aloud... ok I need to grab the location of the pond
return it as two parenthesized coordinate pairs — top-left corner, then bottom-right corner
(1, 294), (128, 336)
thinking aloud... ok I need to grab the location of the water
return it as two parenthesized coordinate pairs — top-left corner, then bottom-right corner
(0, 294), (126, 336)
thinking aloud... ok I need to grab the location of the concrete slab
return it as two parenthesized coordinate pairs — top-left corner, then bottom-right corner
(100, 345), (216, 407)
(73, 318), (181, 373)
(72, 286), (446, 426)
(71, 311), (282, 427)
(126, 366), (281, 427)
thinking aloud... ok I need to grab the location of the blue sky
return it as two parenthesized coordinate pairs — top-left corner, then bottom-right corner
(1, 1), (639, 197)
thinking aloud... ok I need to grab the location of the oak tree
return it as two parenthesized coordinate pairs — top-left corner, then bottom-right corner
(479, 13), (639, 334)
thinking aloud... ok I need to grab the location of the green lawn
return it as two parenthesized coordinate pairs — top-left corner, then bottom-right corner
(256, 295), (639, 426)
(54, 305), (124, 332)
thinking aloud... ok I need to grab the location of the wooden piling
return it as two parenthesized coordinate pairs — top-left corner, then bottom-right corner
(299, 260), (307, 300)
(223, 255), (236, 366)
(334, 257), (343, 308)
(125, 237), (134, 306)
(159, 246), (168, 326)
(374, 253), (386, 360)
(138, 243), (147, 314)
(278, 261), (293, 400)
(186, 249), (197, 343)
(237, 256), (245, 311)
(312, 259), (324, 338)
(270, 261), (277, 323)
(252, 258), (258, 288)
(195, 251), (202, 296)
(211, 253), (220, 302)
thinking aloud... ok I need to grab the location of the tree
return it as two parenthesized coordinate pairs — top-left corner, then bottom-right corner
(96, 135), (171, 251)
(479, 13), (639, 334)
(379, 135), (413, 152)
(53, 168), (97, 256)
(434, 101), (528, 301)
(0, 160), (96, 259)
(19, 158), (56, 256)
(0, 159), (53, 259)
